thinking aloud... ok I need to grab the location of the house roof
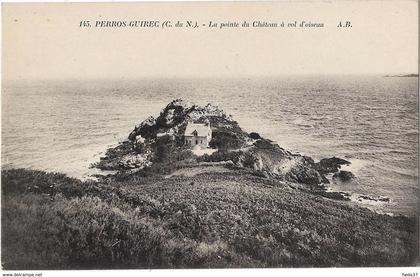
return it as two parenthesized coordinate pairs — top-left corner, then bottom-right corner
(185, 123), (210, 137)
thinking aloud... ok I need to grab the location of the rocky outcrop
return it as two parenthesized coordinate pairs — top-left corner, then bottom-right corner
(118, 153), (152, 169)
(128, 116), (157, 141)
(242, 139), (324, 185)
(317, 191), (351, 201)
(358, 195), (390, 203)
(333, 170), (355, 182)
(286, 166), (323, 186)
(127, 99), (244, 145)
(96, 99), (354, 189)
(314, 157), (351, 175)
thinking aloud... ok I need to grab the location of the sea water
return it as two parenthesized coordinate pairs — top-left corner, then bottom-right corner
(2, 76), (418, 215)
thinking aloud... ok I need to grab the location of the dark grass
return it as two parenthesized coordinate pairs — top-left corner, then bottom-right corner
(1, 168), (418, 269)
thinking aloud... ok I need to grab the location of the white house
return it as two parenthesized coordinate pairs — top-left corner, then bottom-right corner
(184, 122), (212, 149)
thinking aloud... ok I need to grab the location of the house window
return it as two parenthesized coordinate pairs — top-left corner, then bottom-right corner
(196, 140), (198, 145)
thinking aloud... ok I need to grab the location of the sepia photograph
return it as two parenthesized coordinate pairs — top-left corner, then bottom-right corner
(1, 1), (418, 273)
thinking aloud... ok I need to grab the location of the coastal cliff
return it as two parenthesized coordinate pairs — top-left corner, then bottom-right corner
(1, 99), (417, 269)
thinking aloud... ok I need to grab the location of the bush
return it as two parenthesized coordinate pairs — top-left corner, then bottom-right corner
(249, 132), (262, 140)
(242, 152), (258, 169)
(152, 135), (176, 163)
(209, 131), (245, 150)
(197, 150), (244, 164)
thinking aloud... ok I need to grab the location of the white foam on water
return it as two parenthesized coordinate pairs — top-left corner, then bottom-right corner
(341, 158), (370, 173)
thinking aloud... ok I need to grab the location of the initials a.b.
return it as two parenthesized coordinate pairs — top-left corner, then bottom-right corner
(337, 21), (352, 28)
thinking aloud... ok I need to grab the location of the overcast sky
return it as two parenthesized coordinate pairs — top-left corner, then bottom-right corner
(2, 1), (418, 81)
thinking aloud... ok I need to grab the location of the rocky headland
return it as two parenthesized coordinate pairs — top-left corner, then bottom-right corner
(94, 99), (355, 200)
(1, 99), (417, 269)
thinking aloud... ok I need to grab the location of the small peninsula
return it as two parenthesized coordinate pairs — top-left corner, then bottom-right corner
(2, 99), (417, 269)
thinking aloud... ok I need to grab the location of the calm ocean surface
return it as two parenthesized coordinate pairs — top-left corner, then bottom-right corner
(2, 76), (418, 215)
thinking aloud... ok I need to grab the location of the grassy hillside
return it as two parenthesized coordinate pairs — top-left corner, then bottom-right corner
(2, 168), (417, 269)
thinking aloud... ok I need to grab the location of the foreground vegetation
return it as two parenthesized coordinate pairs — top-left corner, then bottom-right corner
(2, 168), (417, 269)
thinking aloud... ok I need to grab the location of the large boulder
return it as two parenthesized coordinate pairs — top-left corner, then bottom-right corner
(245, 140), (324, 186)
(118, 153), (152, 169)
(333, 170), (355, 182)
(314, 157), (350, 174)
(285, 166), (324, 186)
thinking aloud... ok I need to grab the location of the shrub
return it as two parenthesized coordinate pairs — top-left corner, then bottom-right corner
(242, 152), (258, 169)
(209, 131), (245, 150)
(249, 132), (262, 140)
(197, 150), (244, 164)
(152, 135), (176, 163)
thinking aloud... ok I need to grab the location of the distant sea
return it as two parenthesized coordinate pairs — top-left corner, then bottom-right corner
(2, 76), (418, 216)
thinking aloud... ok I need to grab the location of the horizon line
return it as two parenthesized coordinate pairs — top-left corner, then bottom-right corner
(3, 72), (419, 83)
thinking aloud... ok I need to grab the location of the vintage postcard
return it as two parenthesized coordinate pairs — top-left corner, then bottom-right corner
(1, 1), (418, 273)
